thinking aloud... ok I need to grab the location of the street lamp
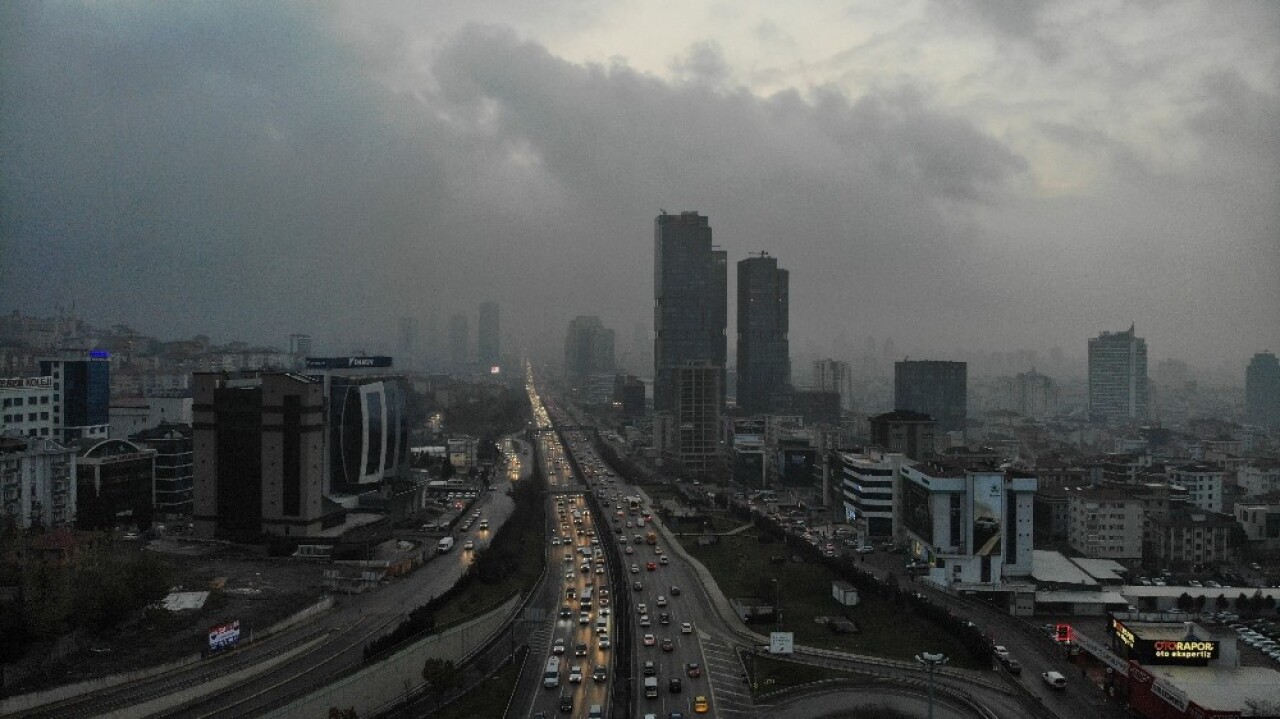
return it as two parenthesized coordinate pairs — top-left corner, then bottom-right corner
(772, 578), (780, 626)
(915, 651), (948, 719)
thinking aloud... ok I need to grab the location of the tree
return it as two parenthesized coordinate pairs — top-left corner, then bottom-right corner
(1193, 594), (1207, 612)
(421, 658), (460, 699)
(1215, 594), (1230, 612)
(1176, 592), (1194, 612)
(1237, 593), (1251, 613)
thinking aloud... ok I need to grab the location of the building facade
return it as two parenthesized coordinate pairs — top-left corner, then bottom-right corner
(75, 438), (156, 530)
(838, 449), (905, 539)
(1088, 326), (1149, 424)
(736, 253), (790, 414)
(812, 359), (853, 412)
(40, 352), (112, 443)
(1168, 464), (1226, 514)
(898, 462), (1037, 586)
(0, 436), (76, 530)
(1245, 351), (1280, 429)
(564, 316), (616, 380)
(478, 301), (501, 369)
(1150, 509), (1238, 568)
(894, 360), (967, 434)
(131, 423), (193, 517)
(448, 313), (469, 371)
(868, 410), (936, 461)
(653, 211), (726, 413)
(1, 376), (57, 439)
(656, 362), (722, 476)
(1067, 487), (1145, 560)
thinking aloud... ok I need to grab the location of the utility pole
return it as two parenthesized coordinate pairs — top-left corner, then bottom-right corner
(915, 651), (948, 719)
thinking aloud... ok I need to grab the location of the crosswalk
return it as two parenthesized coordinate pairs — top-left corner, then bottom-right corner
(699, 633), (755, 717)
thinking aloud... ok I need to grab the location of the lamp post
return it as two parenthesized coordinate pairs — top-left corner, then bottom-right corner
(772, 578), (781, 627)
(915, 651), (948, 719)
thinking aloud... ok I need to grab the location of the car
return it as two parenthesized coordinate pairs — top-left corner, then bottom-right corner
(569, 665), (584, 683)
(661, 637), (675, 652)
(631, 564), (641, 574)
(579, 612), (591, 625)
(595, 566), (605, 574)
(659, 555), (670, 565)
(992, 645), (1010, 658)
(646, 561), (657, 571)
(686, 662), (702, 678)
(1000, 656), (1022, 675)
(575, 641), (588, 655)
(1042, 671), (1067, 689)
(856, 544), (875, 554)
(560, 605), (572, 618)
(640, 614), (651, 627)
(593, 665), (608, 682)
(643, 660), (657, 676)
(681, 622), (693, 634)
(659, 612), (671, 625)
(564, 553), (573, 563)
(633, 581), (644, 592)
(552, 638), (566, 654)
(669, 677), (683, 693)
(598, 634), (611, 649)
(656, 595), (668, 607)
(670, 586), (681, 596)
(638, 603), (648, 614)
(693, 695), (709, 713)
(643, 633), (656, 646)
(654, 546), (664, 555)
(625, 545), (634, 554)
(463, 540), (475, 550)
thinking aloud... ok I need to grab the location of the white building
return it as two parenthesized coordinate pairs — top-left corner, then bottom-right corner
(0, 376), (57, 439)
(1238, 463), (1280, 498)
(899, 462), (1037, 586)
(838, 449), (906, 540)
(1067, 487), (1145, 560)
(0, 436), (77, 529)
(1168, 464), (1226, 513)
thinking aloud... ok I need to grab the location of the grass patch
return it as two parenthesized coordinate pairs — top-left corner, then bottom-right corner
(434, 528), (545, 626)
(682, 531), (980, 669)
(744, 652), (862, 696)
(431, 655), (521, 719)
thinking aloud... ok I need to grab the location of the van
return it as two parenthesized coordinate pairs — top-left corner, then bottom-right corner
(1041, 671), (1067, 689)
(543, 657), (561, 689)
(644, 676), (659, 698)
(437, 536), (455, 553)
(587, 704), (603, 719)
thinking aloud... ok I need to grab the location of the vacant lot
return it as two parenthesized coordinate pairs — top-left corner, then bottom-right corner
(683, 530), (979, 668)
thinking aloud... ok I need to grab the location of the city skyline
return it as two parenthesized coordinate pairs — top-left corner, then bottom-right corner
(2, 2), (1276, 367)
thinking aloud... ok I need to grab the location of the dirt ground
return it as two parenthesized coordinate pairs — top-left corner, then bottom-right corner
(14, 539), (329, 692)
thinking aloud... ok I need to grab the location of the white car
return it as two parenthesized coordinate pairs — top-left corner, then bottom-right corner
(681, 622), (693, 634)
(637, 603), (648, 614)
(553, 638), (566, 654)
(569, 665), (584, 683)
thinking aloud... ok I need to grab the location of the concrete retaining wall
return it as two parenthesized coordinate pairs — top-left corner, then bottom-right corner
(264, 594), (521, 718)
(0, 655), (202, 716)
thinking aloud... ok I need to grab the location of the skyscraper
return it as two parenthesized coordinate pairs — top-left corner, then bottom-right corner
(564, 316), (616, 379)
(40, 351), (111, 443)
(894, 360), (968, 433)
(653, 211), (726, 412)
(812, 359), (853, 412)
(397, 317), (418, 367)
(477, 301), (501, 369)
(1088, 325), (1148, 424)
(1246, 351), (1280, 428)
(448, 313), (469, 371)
(736, 253), (790, 414)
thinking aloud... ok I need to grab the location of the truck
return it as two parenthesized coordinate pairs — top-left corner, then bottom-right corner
(644, 676), (658, 698)
(437, 536), (455, 553)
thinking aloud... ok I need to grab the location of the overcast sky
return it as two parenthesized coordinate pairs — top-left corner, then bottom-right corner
(2, 1), (1277, 372)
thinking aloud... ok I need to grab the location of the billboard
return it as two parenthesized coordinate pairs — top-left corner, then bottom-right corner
(1111, 618), (1219, 666)
(971, 474), (1003, 557)
(208, 620), (241, 652)
(769, 632), (794, 655)
(901, 479), (933, 542)
(305, 356), (393, 369)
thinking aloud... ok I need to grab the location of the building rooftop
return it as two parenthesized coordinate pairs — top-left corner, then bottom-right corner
(1071, 557), (1127, 583)
(1035, 590), (1126, 605)
(1148, 665), (1280, 714)
(1031, 550), (1098, 586)
(869, 410), (934, 423)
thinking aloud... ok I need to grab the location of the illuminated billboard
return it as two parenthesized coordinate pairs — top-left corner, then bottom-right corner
(971, 473), (1003, 557)
(208, 620), (241, 652)
(1110, 618), (1219, 666)
(901, 479), (933, 542)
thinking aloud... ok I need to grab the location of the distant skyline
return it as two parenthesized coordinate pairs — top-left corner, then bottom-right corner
(3, 2), (1277, 369)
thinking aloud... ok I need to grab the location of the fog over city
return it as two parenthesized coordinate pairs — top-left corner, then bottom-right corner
(2, 1), (1277, 370)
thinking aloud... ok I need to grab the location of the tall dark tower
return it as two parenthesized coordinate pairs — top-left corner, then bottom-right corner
(894, 360), (968, 434)
(477, 301), (501, 369)
(653, 211), (727, 412)
(1246, 351), (1280, 429)
(736, 253), (790, 414)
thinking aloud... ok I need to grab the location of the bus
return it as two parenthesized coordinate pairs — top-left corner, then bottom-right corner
(544, 656), (561, 688)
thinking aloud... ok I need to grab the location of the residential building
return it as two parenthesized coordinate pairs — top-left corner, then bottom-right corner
(898, 461), (1037, 586)
(1238, 463), (1280, 498)
(1234, 501), (1280, 549)
(656, 362), (722, 476)
(1150, 508), (1238, 569)
(812, 359), (853, 412)
(1245, 351), (1280, 429)
(0, 436), (76, 530)
(653, 211), (726, 413)
(1014, 369), (1057, 419)
(131, 423), (193, 517)
(1067, 487), (1145, 560)
(894, 360), (967, 434)
(1033, 486), (1073, 542)
(868, 410), (936, 461)
(1088, 326), (1149, 424)
(1168, 464), (1226, 513)
(478, 301), (501, 369)
(736, 253), (789, 414)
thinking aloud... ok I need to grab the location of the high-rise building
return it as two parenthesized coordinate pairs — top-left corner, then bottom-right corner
(478, 301), (501, 369)
(564, 316), (615, 380)
(653, 211), (726, 413)
(1014, 369), (1057, 419)
(663, 362), (722, 476)
(894, 360), (967, 434)
(813, 359), (853, 412)
(736, 253), (790, 414)
(1087, 325), (1148, 424)
(1246, 351), (1280, 428)
(448, 313), (470, 371)
(40, 351), (111, 443)
(0, 436), (76, 530)
(397, 317), (419, 366)
(288, 334), (312, 357)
